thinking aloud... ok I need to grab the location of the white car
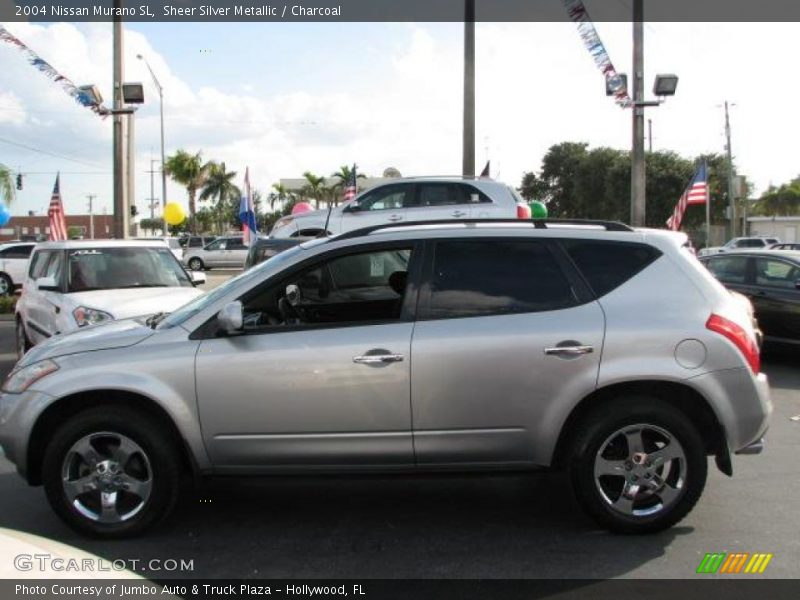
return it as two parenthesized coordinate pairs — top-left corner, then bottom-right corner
(270, 177), (531, 238)
(135, 237), (184, 262)
(698, 236), (780, 257)
(0, 242), (36, 296)
(15, 240), (206, 358)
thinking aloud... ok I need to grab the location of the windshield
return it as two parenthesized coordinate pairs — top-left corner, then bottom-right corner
(158, 244), (308, 328)
(67, 247), (193, 293)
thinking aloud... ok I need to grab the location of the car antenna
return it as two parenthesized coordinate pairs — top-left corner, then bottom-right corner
(322, 197), (334, 237)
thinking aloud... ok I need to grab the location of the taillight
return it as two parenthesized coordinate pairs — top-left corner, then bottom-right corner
(706, 313), (760, 374)
(517, 203), (531, 219)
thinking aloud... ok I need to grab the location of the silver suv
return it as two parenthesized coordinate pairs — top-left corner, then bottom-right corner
(0, 219), (771, 538)
(270, 177), (529, 238)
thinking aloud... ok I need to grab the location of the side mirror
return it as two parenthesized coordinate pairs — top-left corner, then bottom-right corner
(36, 276), (59, 291)
(191, 271), (207, 285)
(343, 202), (361, 213)
(217, 301), (243, 335)
(795, 280), (800, 290)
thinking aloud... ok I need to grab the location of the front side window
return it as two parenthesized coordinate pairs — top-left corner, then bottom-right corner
(28, 250), (52, 279)
(356, 185), (410, 211)
(704, 255), (748, 284)
(428, 240), (576, 319)
(66, 247), (192, 292)
(241, 247), (414, 330)
(227, 238), (245, 250)
(206, 240), (225, 251)
(755, 258), (799, 289)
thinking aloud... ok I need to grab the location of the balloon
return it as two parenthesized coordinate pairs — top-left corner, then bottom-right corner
(163, 202), (186, 226)
(529, 201), (548, 219)
(292, 201), (314, 215)
(0, 203), (10, 227)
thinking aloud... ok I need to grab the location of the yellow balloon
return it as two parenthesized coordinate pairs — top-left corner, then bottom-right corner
(163, 202), (186, 226)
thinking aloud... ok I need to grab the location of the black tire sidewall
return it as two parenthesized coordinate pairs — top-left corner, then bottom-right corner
(569, 397), (708, 534)
(188, 258), (203, 271)
(42, 407), (181, 538)
(0, 273), (12, 296)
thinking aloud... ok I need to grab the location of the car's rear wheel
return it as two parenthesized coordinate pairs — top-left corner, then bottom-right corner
(16, 318), (31, 359)
(42, 407), (182, 538)
(0, 273), (12, 296)
(187, 257), (204, 271)
(568, 397), (707, 533)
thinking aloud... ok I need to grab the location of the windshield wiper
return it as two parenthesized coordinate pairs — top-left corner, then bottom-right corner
(145, 311), (169, 329)
(117, 284), (170, 289)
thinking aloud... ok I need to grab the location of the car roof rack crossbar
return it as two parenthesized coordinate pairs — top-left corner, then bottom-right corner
(332, 218), (633, 241)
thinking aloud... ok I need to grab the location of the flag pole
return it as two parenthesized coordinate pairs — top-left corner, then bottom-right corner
(705, 160), (711, 249)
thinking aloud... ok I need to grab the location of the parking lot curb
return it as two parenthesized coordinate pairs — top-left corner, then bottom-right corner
(0, 315), (14, 322)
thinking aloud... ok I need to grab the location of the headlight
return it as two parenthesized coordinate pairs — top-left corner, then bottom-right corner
(2, 360), (59, 394)
(73, 306), (114, 328)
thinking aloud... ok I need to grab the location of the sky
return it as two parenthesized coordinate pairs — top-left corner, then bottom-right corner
(1, 19), (799, 219)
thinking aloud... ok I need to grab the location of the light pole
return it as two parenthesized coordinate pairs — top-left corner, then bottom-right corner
(724, 101), (736, 239)
(137, 54), (168, 222)
(112, 7), (125, 239)
(631, 0), (645, 226)
(462, 0), (475, 178)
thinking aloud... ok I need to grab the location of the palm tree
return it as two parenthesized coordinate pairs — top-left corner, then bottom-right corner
(302, 171), (327, 210)
(164, 150), (209, 233)
(271, 183), (290, 211)
(0, 164), (15, 206)
(330, 164), (366, 206)
(200, 161), (240, 234)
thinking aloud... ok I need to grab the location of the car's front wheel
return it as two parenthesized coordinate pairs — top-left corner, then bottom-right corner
(42, 406), (182, 538)
(187, 257), (204, 271)
(568, 397), (707, 534)
(0, 273), (13, 296)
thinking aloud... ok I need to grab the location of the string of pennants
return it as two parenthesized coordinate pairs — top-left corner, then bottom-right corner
(562, 0), (632, 107)
(0, 24), (107, 118)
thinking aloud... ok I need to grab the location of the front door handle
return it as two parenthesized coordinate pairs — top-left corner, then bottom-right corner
(451, 210), (467, 217)
(544, 345), (594, 357)
(353, 353), (404, 365)
(387, 214), (403, 222)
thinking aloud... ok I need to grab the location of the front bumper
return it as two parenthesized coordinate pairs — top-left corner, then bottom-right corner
(736, 437), (765, 455)
(0, 389), (54, 480)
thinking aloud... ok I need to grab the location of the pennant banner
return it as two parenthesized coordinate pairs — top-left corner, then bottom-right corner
(562, 0), (632, 107)
(0, 24), (108, 118)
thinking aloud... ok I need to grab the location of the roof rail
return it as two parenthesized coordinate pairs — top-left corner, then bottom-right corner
(331, 218), (633, 241)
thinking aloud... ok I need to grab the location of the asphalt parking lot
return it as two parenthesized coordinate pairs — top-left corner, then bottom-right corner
(0, 310), (797, 579)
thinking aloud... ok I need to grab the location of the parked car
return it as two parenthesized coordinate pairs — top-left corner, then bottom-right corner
(135, 237), (183, 262)
(0, 219), (770, 538)
(0, 242), (36, 296)
(179, 235), (216, 249)
(698, 236), (780, 257)
(183, 235), (252, 271)
(270, 177), (531, 238)
(14, 240), (206, 358)
(699, 250), (800, 344)
(768, 242), (800, 251)
(244, 237), (313, 270)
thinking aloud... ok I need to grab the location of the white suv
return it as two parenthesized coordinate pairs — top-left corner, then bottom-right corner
(698, 236), (780, 257)
(0, 242), (36, 296)
(15, 240), (206, 357)
(271, 177), (530, 238)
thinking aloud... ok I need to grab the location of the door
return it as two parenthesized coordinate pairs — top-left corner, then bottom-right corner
(411, 239), (604, 465)
(750, 256), (800, 341)
(703, 255), (750, 296)
(202, 238), (227, 267)
(24, 250), (65, 342)
(338, 184), (413, 233)
(195, 243), (421, 468)
(224, 238), (247, 268)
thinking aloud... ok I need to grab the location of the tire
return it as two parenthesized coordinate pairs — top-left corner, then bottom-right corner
(42, 406), (182, 538)
(0, 273), (12, 296)
(568, 396), (707, 534)
(16, 318), (31, 359)
(187, 257), (204, 271)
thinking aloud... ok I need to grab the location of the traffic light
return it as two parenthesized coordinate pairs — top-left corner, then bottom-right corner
(16, 174), (22, 190)
(130, 205), (139, 217)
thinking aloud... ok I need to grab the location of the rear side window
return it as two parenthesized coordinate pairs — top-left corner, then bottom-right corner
(703, 255), (748, 285)
(0, 245), (34, 258)
(562, 240), (662, 297)
(428, 240), (577, 319)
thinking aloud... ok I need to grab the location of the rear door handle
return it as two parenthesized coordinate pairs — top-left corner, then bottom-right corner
(353, 353), (404, 364)
(544, 345), (594, 357)
(387, 214), (403, 222)
(451, 210), (467, 217)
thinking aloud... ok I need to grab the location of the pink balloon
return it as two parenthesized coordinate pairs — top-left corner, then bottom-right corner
(291, 202), (314, 215)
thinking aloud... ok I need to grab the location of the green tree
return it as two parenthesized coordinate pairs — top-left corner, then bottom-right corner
(302, 171), (327, 210)
(271, 183), (291, 211)
(330, 164), (366, 206)
(751, 178), (800, 216)
(164, 150), (209, 233)
(139, 217), (164, 234)
(200, 161), (241, 234)
(0, 163), (15, 206)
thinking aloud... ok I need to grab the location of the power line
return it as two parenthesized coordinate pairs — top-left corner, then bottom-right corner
(0, 136), (105, 168)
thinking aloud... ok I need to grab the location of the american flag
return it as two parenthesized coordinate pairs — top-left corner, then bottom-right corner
(48, 173), (67, 241)
(667, 162), (709, 231)
(480, 160), (490, 178)
(342, 164), (357, 202)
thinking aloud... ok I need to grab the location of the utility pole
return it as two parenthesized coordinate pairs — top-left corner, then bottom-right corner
(148, 157), (158, 219)
(647, 118), (652, 153)
(462, 0), (475, 178)
(127, 112), (135, 238)
(630, 0), (646, 227)
(86, 194), (95, 239)
(112, 2), (126, 239)
(724, 101), (736, 239)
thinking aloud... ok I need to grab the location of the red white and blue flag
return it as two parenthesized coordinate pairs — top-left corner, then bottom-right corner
(239, 167), (258, 246)
(667, 162), (709, 231)
(342, 164), (358, 202)
(48, 173), (67, 241)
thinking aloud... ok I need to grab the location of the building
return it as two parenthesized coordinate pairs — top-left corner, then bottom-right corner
(0, 215), (116, 243)
(747, 216), (799, 243)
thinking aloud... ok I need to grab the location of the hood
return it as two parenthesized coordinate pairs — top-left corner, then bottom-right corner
(69, 287), (203, 319)
(18, 318), (156, 367)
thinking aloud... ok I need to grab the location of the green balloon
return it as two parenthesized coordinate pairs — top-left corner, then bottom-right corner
(529, 201), (548, 219)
